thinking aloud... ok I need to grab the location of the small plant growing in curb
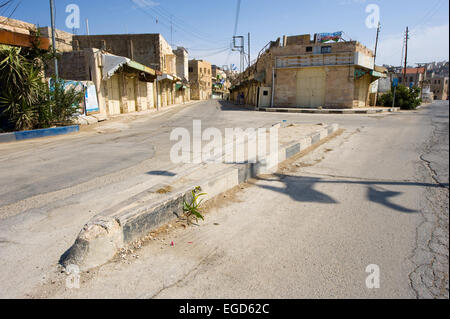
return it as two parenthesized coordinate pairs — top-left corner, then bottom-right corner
(183, 186), (207, 225)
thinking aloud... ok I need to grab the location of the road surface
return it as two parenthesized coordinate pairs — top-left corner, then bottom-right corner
(0, 100), (448, 298)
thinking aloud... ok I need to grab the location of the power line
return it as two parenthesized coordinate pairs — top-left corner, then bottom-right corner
(233, 0), (242, 37)
(0, 0), (21, 21)
(130, 0), (229, 45)
(192, 47), (230, 59)
(410, 0), (445, 34)
(226, 0), (242, 67)
(152, 4), (227, 43)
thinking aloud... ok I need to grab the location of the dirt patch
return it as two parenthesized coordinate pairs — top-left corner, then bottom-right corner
(156, 186), (173, 194)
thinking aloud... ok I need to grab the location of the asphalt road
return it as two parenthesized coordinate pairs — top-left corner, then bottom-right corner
(0, 100), (448, 298)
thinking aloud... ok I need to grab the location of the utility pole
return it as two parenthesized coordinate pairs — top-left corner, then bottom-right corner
(49, 0), (58, 80)
(374, 22), (380, 64)
(403, 26), (409, 84)
(170, 15), (173, 48)
(248, 32), (251, 69)
(232, 36), (244, 73)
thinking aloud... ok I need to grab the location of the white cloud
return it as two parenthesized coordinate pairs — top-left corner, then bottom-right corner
(132, 0), (159, 8)
(377, 24), (449, 66)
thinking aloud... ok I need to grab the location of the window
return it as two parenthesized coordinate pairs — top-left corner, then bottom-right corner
(189, 67), (193, 73)
(306, 46), (312, 52)
(208, 69), (210, 75)
(263, 90), (269, 96)
(321, 46), (331, 54)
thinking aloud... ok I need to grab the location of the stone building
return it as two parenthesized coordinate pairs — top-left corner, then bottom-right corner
(72, 33), (188, 108)
(230, 33), (385, 109)
(189, 59), (212, 100)
(0, 16), (50, 50)
(211, 65), (229, 99)
(51, 48), (158, 118)
(173, 47), (190, 104)
(38, 27), (73, 52)
(392, 67), (426, 89)
(430, 77), (449, 100)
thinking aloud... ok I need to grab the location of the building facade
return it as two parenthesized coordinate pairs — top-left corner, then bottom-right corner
(392, 67), (426, 89)
(50, 48), (158, 118)
(189, 59), (212, 100)
(73, 33), (188, 108)
(230, 33), (385, 109)
(212, 65), (229, 99)
(173, 47), (190, 104)
(430, 77), (449, 100)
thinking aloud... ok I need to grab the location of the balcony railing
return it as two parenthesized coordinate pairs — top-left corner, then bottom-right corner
(275, 52), (355, 69)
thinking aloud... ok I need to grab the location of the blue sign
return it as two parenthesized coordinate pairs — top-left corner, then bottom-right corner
(393, 78), (399, 87)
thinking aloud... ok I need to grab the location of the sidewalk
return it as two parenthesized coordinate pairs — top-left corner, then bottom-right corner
(61, 122), (340, 271)
(260, 107), (398, 114)
(76, 100), (203, 126)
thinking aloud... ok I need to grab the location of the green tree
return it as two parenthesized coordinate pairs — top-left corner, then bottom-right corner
(0, 44), (83, 132)
(378, 85), (422, 110)
(0, 45), (45, 130)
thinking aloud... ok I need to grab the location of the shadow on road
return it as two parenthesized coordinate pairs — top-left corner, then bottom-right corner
(254, 173), (448, 214)
(217, 100), (257, 112)
(146, 170), (176, 177)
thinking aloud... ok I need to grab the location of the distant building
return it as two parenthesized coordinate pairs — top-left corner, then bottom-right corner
(211, 65), (229, 99)
(173, 47), (190, 103)
(189, 59), (212, 100)
(230, 33), (386, 109)
(430, 77), (449, 100)
(392, 67), (426, 89)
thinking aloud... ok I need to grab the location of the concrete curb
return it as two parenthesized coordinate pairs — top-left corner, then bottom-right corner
(0, 125), (80, 144)
(61, 123), (340, 271)
(260, 107), (398, 114)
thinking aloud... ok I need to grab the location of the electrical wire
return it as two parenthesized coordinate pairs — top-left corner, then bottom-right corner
(130, 0), (229, 45)
(0, 0), (21, 22)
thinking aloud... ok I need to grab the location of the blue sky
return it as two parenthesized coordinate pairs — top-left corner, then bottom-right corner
(4, 0), (449, 67)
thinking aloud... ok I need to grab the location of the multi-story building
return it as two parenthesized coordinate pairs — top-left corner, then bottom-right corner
(230, 33), (386, 109)
(173, 47), (190, 103)
(430, 77), (449, 100)
(188, 59), (212, 100)
(72, 33), (189, 108)
(392, 67), (426, 89)
(211, 65), (229, 99)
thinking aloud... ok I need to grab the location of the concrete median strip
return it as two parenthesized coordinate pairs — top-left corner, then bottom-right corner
(60, 123), (340, 271)
(0, 125), (80, 143)
(260, 107), (398, 114)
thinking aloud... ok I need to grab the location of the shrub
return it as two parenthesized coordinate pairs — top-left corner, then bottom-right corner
(0, 45), (83, 131)
(378, 85), (422, 110)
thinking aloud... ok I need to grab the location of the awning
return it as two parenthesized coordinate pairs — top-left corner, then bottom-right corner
(102, 54), (156, 80)
(371, 70), (387, 78)
(175, 83), (187, 90)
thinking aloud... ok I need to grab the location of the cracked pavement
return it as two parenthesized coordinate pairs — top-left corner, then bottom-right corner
(410, 102), (449, 299)
(1, 100), (448, 299)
